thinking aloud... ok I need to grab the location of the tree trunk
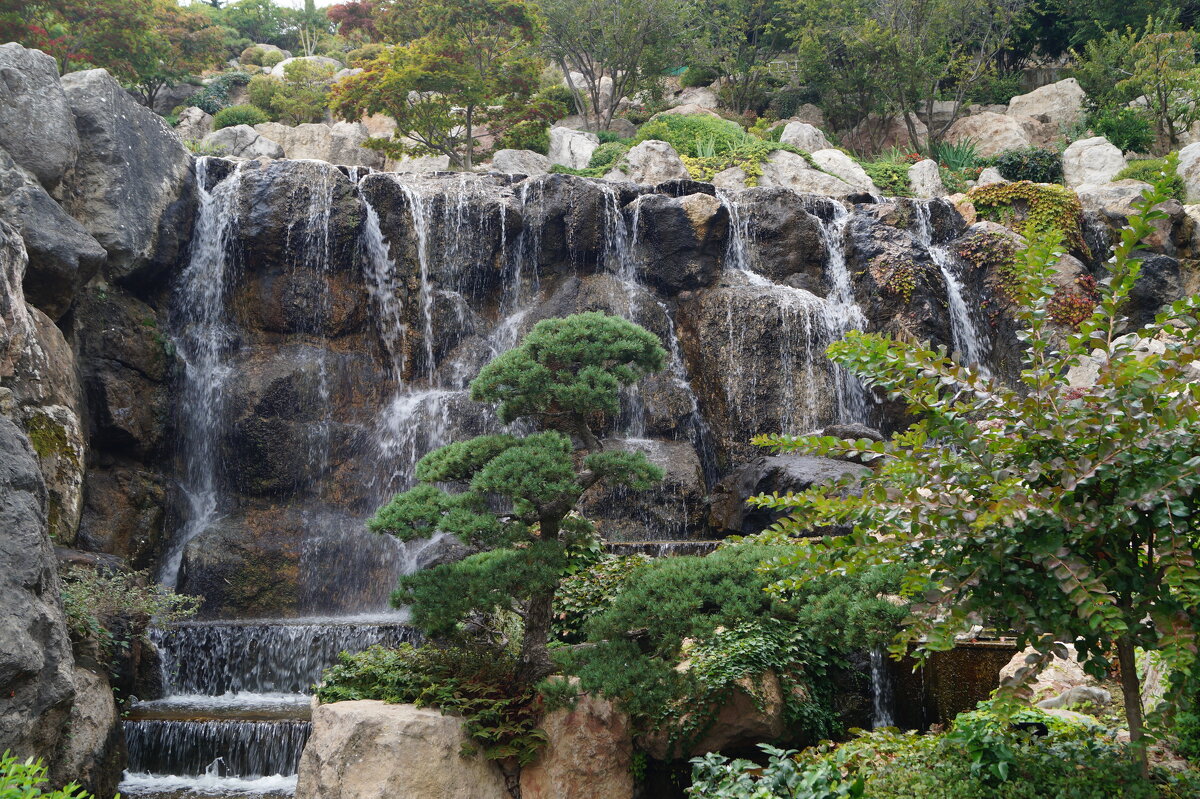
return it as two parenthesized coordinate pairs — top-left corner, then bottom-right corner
(1116, 635), (1149, 778)
(464, 106), (474, 171)
(516, 590), (555, 684)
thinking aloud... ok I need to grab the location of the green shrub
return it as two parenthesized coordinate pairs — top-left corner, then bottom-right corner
(769, 85), (819, 119)
(967, 70), (1023, 106)
(212, 103), (270, 130)
(0, 752), (93, 799)
(1089, 107), (1155, 153)
(993, 146), (1063, 184)
(680, 65), (719, 88)
(239, 45), (264, 65)
(1115, 157), (1187, 201)
(246, 74), (281, 114)
(271, 59), (336, 124)
(61, 568), (199, 664)
(346, 43), (385, 65)
(539, 84), (580, 113)
(191, 71), (253, 115)
(553, 554), (650, 643)
(589, 141), (631, 170)
(634, 113), (750, 158)
(930, 139), (982, 172)
(689, 703), (1198, 799)
(862, 161), (913, 197)
(260, 49), (285, 68)
(318, 644), (547, 766)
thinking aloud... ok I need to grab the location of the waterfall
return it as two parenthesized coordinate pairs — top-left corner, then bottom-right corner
(125, 720), (311, 779)
(816, 201), (869, 423)
(870, 646), (896, 729)
(914, 202), (990, 372)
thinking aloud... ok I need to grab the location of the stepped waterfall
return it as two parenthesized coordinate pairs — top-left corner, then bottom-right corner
(121, 159), (1002, 796)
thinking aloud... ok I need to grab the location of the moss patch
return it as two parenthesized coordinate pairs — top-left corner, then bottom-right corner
(966, 181), (1089, 257)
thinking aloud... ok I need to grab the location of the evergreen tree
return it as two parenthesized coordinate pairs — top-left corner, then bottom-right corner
(370, 312), (667, 682)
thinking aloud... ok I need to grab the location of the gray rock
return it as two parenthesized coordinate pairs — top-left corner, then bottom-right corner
(708, 454), (870, 535)
(580, 438), (708, 540)
(758, 151), (856, 196)
(631, 192), (727, 292)
(1063, 137), (1126, 188)
(976, 166), (1007, 185)
(174, 106), (214, 142)
(270, 55), (343, 78)
(908, 159), (946, 198)
(549, 126), (599, 170)
(945, 112), (1031, 158)
(811, 149), (876, 193)
(1177, 141), (1200, 202)
(1007, 78), (1087, 131)
(490, 149), (551, 176)
(0, 44), (79, 189)
(254, 121), (383, 168)
(0, 416), (76, 765)
(59, 68), (193, 285)
(606, 140), (689, 185)
(202, 124), (285, 160)
(0, 149), (106, 320)
(49, 666), (121, 799)
(780, 121), (833, 153)
(717, 187), (829, 287)
(0, 219), (34, 378)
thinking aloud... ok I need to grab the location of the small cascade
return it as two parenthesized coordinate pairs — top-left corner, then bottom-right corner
(159, 157), (243, 589)
(125, 721), (311, 779)
(816, 202), (870, 423)
(914, 202), (990, 372)
(870, 646), (896, 729)
(604, 540), (720, 558)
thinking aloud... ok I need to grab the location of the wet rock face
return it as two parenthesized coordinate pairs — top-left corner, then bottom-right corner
(709, 455), (871, 535)
(633, 192), (728, 293)
(0, 417), (76, 764)
(727, 188), (829, 289)
(0, 44), (79, 190)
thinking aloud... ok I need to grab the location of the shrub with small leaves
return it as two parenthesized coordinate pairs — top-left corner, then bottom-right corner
(1047, 274), (1100, 328)
(191, 71), (252, 115)
(0, 752), (93, 799)
(993, 147), (1063, 184)
(1116, 157), (1187, 202)
(1090, 107), (1156, 154)
(872, 255), (928, 302)
(966, 181), (1087, 255)
(861, 161), (912, 197)
(956, 229), (1020, 299)
(680, 65), (720, 88)
(552, 554), (650, 643)
(260, 49), (285, 68)
(212, 103), (270, 130)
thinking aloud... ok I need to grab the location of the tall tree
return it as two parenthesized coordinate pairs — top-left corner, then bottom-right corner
(753, 171), (1200, 774)
(332, 0), (540, 169)
(540, 0), (696, 131)
(130, 0), (227, 108)
(696, 0), (790, 114)
(371, 312), (667, 683)
(1118, 14), (1200, 152)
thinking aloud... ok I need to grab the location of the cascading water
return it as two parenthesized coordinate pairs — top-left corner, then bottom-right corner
(914, 201), (990, 372)
(870, 646), (896, 729)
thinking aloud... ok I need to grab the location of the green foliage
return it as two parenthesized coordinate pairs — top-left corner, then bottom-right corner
(929, 139), (981, 172)
(1071, 26), (1142, 113)
(372, 313), (666, 681)
(872, 255), (928, 302)
(689, 704), (1195, 798)
(967, 181), (1085, 254)
(561, 544), (906, 752)
(680, 65), (720, 88)
(492, 87), (573, 154)
(60, 568), (199, 664)
(191, 70), (253, 115)
(860, 161), (912, 197)
(246, 73), (281, 114)
(346, 43), (385, 65)
(270, 58), (336, 124)
(634, 113), (750, 158)
(1117, 15), (1200, 151)
(260, 48), (284, 68)
(966, 70), (1023, 106)
(1090, 107), (1156, 154)
(212, 103), (269, 130)
(1116, 158), (1187, 202)
(753, 167), (1200, 772)
(317, 644), (548, 766)
(185, 138), (227, 156)
(0, 752), (93, 799)
(992, 147), (1063, 184)
(955, 229), (1020, 300)
(552, 554), (652, 643)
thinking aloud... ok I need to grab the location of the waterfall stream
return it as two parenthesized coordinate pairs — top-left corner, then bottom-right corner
(870, 646), (896, 729)
(914, 202), (990, 372)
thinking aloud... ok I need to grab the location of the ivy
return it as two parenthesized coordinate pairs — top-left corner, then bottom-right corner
(966, 181), (1089, 258)
(871, 254), (929, 303)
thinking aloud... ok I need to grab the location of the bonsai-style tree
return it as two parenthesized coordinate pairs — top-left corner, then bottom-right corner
(370, 312), (667, 682)
(753, 167), (1200, 774)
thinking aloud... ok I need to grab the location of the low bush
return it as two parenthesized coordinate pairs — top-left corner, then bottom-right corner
(553, 554), (650, 643)
(993, 146), (1063, 184)
(239, 45), (264, 65)
(861, 161), (912, 197)
(967, 180), (1087, 254)
(1115, 157), (1187, 201)
(212, 103), (270, 130)
(689, 703), (1200, 798)
(0, 752), (92, 799)
(680, 65), (720, 88)
(967, 70), (1023, 106)
(633, 113), (750, 158)
(1090, 107), (1155, 154)
(346, 43), (385, 65)
(317, 643), (547, 765)
(768, 85), (819, 120)
(61, 568), (199, 663)
(190, 71), (252, 115)
(246, 74), (281, 115)
(260, 49), (285, 68)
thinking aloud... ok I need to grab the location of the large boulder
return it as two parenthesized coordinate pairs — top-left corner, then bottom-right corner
(0, 416), (76, 765)
(758, 151), (857, 196)
(59, 68), (193, 285)
(49, 666), (121, 799)
(174, 106), (214, 142)
(491, 149), (551, 176)
(718, 188), (830, 287)
(909, 159), (946, 198)
(254, 121), (384, 168)
(1006, 78), (1087, 132)
(780, 121), (833, 153)
(0, 44), (79, 189)
(0, 149), (106, 320)
(670, 85), (719, 110)
(632, 192), (727, 292)
(295, 701), (509, 799)
(606, 140), (689, 185)
(1076, 179), (1180, 255)
(549, 126), (599, 170)
(1062, 137), (1126, 188)
(709, 454), (870, 535)
(945, 112), (1031, 157)
(1177, 141), (1200, 202)
(202, 124), (285, 160)
(521, 691), (633, 799)
(0, 220), (33, 377)
(810, 149), (876, 193)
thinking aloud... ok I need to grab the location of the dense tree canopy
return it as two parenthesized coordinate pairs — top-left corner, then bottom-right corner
(371, 312), (667, 681)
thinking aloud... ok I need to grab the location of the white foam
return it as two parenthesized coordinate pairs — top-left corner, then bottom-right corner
(118, 772), (297, 796)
